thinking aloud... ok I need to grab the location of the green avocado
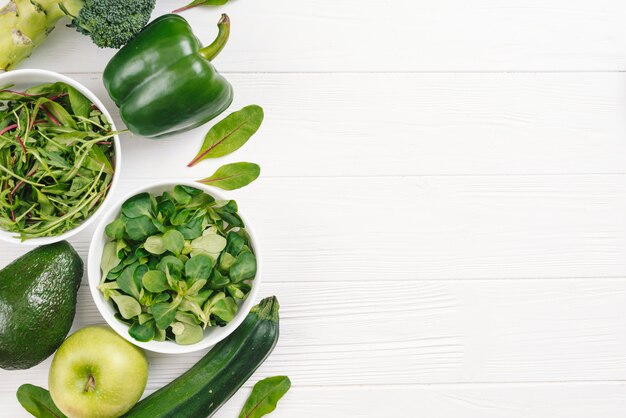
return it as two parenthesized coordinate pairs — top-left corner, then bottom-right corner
(0, 241), (83, 370)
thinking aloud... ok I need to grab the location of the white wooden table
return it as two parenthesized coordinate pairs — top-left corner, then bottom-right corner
(3, 0), (626, 416)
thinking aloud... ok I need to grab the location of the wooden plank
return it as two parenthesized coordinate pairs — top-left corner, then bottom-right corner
(3, 383), (626, 418)
(14, 1), (626, 72)
(2, 278), (626, 391)
(29, 73), (626, 178)
(1, 175), (625, 282)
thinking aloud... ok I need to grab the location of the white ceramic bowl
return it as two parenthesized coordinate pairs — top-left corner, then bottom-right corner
(88, 180), (261, 354)
(0, 69), (121, 246)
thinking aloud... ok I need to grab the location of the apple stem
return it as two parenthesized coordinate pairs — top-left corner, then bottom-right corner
(84, 374), (96, 393)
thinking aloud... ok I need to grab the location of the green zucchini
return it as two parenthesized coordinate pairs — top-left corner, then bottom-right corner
(124, 296), (280, 418)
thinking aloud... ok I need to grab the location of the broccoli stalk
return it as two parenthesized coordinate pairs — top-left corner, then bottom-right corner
(0, 0), (156, 71)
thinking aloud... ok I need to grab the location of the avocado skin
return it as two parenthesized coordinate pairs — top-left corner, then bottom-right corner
(0, 241), (83, 370)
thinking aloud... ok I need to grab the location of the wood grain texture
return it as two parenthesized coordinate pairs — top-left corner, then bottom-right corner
(2, 175), (626, 282)
(35, 73), (626, 178)
(3, 384), (626, 418)
(3, 0), (626, 415)
(2, 278), (626, 393)
(13, 0), (626, 72)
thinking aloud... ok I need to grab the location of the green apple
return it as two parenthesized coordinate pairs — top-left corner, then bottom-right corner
(49, 326), (148, 418)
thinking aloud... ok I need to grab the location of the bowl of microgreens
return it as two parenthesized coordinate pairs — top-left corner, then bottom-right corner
(0, 69), (121, 244)
(88, 180), (261, 354)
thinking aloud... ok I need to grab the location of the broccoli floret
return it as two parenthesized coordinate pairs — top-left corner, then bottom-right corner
(64, 0), (156, 49)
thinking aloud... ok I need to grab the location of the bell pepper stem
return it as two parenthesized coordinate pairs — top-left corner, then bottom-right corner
(199, 14), (230, 61)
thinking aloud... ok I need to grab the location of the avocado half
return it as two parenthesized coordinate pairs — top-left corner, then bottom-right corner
(0, 241), (83, 370)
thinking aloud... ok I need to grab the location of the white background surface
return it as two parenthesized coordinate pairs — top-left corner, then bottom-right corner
(2, 0), (626, 416)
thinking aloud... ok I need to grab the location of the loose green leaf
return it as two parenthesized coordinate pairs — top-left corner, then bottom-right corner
(212, 296), (237, 322)
(117, 264), (142, 299)
(171, 321), (204, 345)
(100, 241), (121, 284)
(152, 298), (182, 330)
(173, 0), (229, 15)
(105, 219), (125, 240)
(125, 215), (158, 241)
(158, 256), (185, 280)
(239, 376), (291, 418)
(145, 235), (166, 255)
(230, 251), (257, 283)
(17, 384), (67, 418)
(142, 270), (169, 293)
(129, 320), (156, 342)
(111, 293), (142, 319)
(163, 229), (185, 254)
(185, 254), (214, 280)
(198, 162), (261, 191)
(191, 233), (227, 259)
(173, 185), (193, 205)
(208, 269), (230, 289)
(122, 193), (154, 219)
(188, 105), (264, 166)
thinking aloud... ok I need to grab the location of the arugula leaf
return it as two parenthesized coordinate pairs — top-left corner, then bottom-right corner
(239, 376), (291, 418)
(188, 105), (264, 167)
(16, 384), (67, 418)
(198, 162), (261, 191)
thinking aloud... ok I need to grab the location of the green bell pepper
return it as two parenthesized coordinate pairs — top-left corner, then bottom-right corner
(103, 14), (233, 138)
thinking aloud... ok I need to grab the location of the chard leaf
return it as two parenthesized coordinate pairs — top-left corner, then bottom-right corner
(42, 99), (76, 129)
(173, 0), (229, 14)
(17, 384), (67, 418)
(239, 376), (291, 418)
(66, 85), (92, 118)
(197, 162), (261, 191)
(188, 105), (264, 166)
